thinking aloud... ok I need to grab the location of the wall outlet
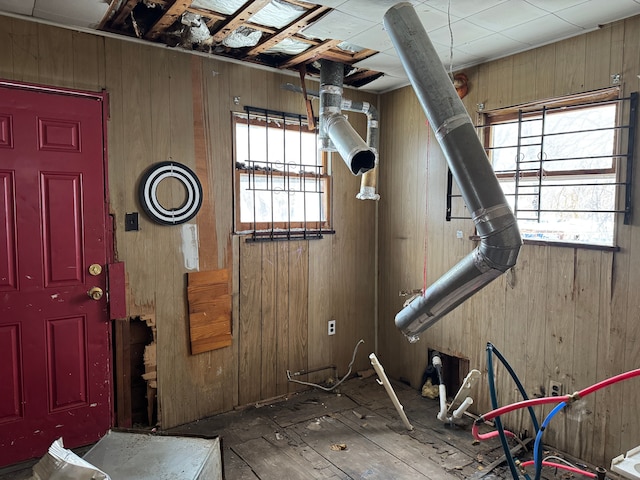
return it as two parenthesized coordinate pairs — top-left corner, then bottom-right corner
(549, 380), (563, 397)
(328, 320), (336, 336)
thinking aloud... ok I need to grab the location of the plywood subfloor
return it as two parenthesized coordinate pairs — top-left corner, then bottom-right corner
(0, 376), (611, 480)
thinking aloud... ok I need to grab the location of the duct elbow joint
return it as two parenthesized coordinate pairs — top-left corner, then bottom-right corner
(326, 114), (376, 175)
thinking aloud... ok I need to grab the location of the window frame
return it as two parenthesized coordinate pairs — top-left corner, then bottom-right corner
(445, 87), (637, 249)
(232, 107), (333, 239)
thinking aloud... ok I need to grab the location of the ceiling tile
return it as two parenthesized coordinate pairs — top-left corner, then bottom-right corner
(301, 9), (375, 41)
(555, 0), (640, 28)
(33, 0), (108, 28)
(427, 19), (494, 47)
(347, 24), (394, 51)
(355, 73), (409, 93)
(413, 4), (459, 32)
(304, 0), (347, 7)
(335, 0), (423, 23)
(502, 13), (583, 45)
(523, 0), (589, 13)
(353, 51), (407, 77)
(420, 0), (509, 18)
(456, 33), (529, 59)
(467, 0), (547, 31)
(0, 0), (34, 16)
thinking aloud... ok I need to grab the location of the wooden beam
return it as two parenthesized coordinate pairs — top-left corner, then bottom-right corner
(186, 6), (226, 23)
(211, 0), (272, 44)
(110, 0), (139, 28)
(245, 5), (329, 58)
(278, 39), (341, 69)
(145, 0), (191, 40)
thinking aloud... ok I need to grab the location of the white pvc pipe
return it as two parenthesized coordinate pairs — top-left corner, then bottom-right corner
(453, 397), (474, 419)
(369, 353), (413, 431)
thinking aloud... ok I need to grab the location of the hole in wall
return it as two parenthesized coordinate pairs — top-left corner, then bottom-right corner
(427, 349), (470, 397)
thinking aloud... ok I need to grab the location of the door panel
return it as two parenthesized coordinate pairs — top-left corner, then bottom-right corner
(0, 84), (111, 466)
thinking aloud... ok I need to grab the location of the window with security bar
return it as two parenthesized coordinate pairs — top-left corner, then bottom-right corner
(458, 88), (637, 248)
(233, 107), (332, 240)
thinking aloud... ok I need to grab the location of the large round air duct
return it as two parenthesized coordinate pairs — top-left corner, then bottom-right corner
(319, 60), (376, 176)
(384, 3), (522, 341)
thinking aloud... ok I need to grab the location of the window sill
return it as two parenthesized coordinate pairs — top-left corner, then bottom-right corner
(468, 235), (619, 252)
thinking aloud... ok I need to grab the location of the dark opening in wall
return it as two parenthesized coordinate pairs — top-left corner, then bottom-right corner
(427, 349), (470, 398)
(113, 317), (156, 428)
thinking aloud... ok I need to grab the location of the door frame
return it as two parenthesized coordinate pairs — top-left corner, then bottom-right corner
(0, 77), (116, 426)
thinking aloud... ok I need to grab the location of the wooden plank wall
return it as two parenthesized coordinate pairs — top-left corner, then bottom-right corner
(0, 16), (376, 431)
(378, 14), (640, 466)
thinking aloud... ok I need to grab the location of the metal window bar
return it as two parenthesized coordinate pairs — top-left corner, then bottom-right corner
(238, 106), (330, 241)
(446, 92), (637, 226)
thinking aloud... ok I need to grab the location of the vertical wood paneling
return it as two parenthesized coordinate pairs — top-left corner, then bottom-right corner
(307, 238), (333, 384)
(239, 240), (262, 405)
(554, 35), (586, 95)
(37, 24), (73, 87)
(534, 44), (556, 100)
(275, 242), (290, 396)
(261, 242), (278, 400)
(621, 14), (640, 455)
(569, 249), (601, 459)
(71, 31), (103, 90)
(0, 16), (13, 79)
(288, 241), (308, 392)
(10, 19), (39, 83)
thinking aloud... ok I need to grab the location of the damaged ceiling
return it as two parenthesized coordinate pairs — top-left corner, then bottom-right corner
(1, 0), (640, 93)
(98, 0), (383, 88)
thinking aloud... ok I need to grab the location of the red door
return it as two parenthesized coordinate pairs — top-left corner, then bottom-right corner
(0, 84), (111, 466)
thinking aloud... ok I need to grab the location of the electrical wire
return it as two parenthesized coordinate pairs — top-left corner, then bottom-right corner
(286, 339), (364, 392)
(519, 460), (595, 478)
(487, 344), (521, 480)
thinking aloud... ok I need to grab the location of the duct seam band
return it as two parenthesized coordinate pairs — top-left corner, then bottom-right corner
(321, 84), (342, 95)
(361, 101), (371, 113)
(342, 99), (353, 108)
(471, 203), (514, 226)
(435, 113), (470, 140)
(370, 119), (379, 128)
(324, 107), (341, 115)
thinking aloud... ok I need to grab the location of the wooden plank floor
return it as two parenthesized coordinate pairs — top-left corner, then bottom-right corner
(0, 375), (611, 479)
(165, 376), (601, 480)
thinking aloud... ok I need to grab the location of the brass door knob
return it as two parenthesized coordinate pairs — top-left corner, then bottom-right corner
(87, 287), (104, 300)
(89, 264), (103, 276)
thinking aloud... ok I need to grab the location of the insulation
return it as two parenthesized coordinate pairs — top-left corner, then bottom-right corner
(181, 12), (212, 44)
(250, 0), (306, 29)
(265, 37), (311, 55)
(190, 0), (246, 15)
(223, 26), (262, 48)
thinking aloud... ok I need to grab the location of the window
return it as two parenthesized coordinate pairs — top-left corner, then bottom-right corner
(233, 107), (332, 240)
(477, 89), (637, 247)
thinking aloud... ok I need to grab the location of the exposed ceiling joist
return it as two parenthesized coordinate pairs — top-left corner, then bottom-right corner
(278, 38), (340, 69)
(145, 0), (191, 40)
